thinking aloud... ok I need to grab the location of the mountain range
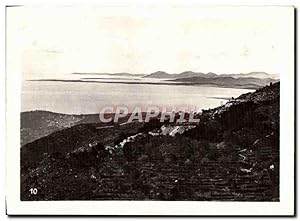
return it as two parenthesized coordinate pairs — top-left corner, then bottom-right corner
(72, 71), (278, 79)
(143, 71), (278, 79)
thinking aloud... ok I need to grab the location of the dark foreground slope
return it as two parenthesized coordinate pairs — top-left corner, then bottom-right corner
(21, 83), (279, 201)
(21, 111), (100, 146)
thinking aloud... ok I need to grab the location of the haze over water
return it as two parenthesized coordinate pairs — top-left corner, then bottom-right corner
(22, 74), (253, 115)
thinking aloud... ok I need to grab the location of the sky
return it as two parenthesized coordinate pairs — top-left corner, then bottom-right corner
(7, 6), (293, 79)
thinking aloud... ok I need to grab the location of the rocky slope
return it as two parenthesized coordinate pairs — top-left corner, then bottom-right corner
(21, 83), (279, 201)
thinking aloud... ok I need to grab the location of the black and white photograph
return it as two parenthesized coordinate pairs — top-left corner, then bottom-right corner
(5, 4), (295, 216)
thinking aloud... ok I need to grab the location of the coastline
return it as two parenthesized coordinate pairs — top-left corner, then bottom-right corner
(28, 79), (264, 90)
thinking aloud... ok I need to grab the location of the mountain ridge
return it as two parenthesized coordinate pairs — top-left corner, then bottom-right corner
(143, 71), (278, 79)
(72, 71), (278, 79)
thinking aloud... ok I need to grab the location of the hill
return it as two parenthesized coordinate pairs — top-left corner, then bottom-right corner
(143, 71), (277, 79)
(142, 71), (174, 78)
(143, 71), (216, 79)
(21, 111), (100, 146)
(219, 72), (278, 79)
(21, 83), (279, 201)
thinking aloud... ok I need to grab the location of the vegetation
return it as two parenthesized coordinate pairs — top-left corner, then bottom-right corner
(21, 83), (279, 201)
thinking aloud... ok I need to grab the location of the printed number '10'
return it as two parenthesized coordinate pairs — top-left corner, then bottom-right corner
(29, 188), (37, 195)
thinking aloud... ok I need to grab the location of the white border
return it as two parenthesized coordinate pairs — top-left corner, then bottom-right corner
(5, 4), (295, 216)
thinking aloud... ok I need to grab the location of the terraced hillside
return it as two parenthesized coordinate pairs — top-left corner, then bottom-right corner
(21, 83), (279, 201)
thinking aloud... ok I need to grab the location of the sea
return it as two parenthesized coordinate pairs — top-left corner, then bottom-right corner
(21, 74), (254, 115)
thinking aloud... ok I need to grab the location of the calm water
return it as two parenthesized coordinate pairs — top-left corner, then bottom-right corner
(22, 76), (253, 114)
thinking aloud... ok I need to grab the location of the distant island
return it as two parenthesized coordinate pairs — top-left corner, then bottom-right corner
(168, 76), (277, 89)
(30, 72), (278, 89)
(72, 72), (146, 77)
(72, 71), (278, 79)
(143, 71), (278, 79)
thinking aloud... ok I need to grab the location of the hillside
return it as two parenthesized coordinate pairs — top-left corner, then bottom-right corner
(21, 83), (279, 201)
(21, 111), (100, 146)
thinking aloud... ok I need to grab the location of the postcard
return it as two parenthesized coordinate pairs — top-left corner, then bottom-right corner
(5, 5), (295, 216)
